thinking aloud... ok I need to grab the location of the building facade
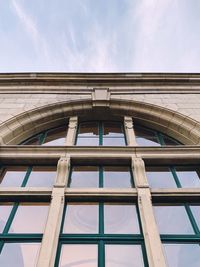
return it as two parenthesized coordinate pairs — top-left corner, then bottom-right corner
(0, 73), (200, 267)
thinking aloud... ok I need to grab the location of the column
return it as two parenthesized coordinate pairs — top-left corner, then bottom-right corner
(65, 116), (78, 145)
(124, 116), (137, 146)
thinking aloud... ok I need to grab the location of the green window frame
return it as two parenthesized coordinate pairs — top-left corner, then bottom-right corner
(55, 201), (148, 267)
(68, 165), (134, 188)
(76, 121), (127, 146)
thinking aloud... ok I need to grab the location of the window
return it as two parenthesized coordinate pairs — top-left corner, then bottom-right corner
(76, 121), (126, 146)
(0, 166), (56, 187)
(68, 165), (134, 188)
(146, 166), (200, 188)
(153, 204), (200, 267)
(55, 202), (147, 267)
(0, 202), (49, 266)
(134, 125), (180, 146)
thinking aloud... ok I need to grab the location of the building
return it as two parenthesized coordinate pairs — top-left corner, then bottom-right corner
(0, 73), (200, 267)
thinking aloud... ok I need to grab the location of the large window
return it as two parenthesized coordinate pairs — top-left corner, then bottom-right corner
(55, 202), (147, 267)
(76, 121), (126, 146)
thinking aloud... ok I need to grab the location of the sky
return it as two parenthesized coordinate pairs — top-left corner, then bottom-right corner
(0, 0), (200, 73)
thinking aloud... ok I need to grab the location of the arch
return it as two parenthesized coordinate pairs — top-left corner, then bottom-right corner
(0, 98), (200, 145)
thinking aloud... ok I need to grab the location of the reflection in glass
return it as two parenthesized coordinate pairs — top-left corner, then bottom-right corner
(59, 244), (98, 267)
(103, 122), (124, 137)
(8, 203), (49, 233)
(26, 166), (56, 187)
(164, 243), (200, 267)
(163, 136), (179, 146)
(0, 243), (40, 267)
(104, 166), (133, 188)
(103, 137), (125, 146)
(145, 167), (177, 188)
(78, 122), (99, 137)
(135, 126), (160, 147)
(105, 245), (144, 267)
(175, 169), (200, 188)
(76, 137), (99, 146)
(22, 135), (40, 145)
(70, 166), (99, 188)
(0, 167), (27, 187)
(104, 204), (140, 234)
(154, 205), (194, 234)
(42, 126), (67, 146)
(0, 204), (13, 233)
(63, 203), (98, 233)
(190, 206), (200, 229)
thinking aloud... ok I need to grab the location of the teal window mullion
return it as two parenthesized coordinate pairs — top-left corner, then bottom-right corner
(3, 203), (19, 234)
(39, 132), (47, 145)
(185, 204), (200, 235)
(99, 203), (104, 235)
(21, 166), (33, 187)
(99, 122), (103, 146)
(156, 132), (165, 146)
(99, 166), (103, 188)
(170, 167), (182, 188)
(98, 240), (105, 267)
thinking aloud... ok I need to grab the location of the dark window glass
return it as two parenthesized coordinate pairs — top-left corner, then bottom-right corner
(0, 243), (41, 267)
(135, 126), (160, 146)
(78, 122), (99, 137)
(22, 135), (41, 145)
(0, 167), (27, 187)
(42, 126), (67, 146)
(162, 136), (179, 146)
(103, 122), (124, 137)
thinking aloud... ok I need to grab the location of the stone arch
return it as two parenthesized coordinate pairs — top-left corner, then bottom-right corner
(0, 98), (200, 145)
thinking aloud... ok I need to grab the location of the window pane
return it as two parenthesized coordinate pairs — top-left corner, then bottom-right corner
(104, 204), (140, 234)
(8, 203), (49, 233)
(0, 167), (27, 187)
(59, 244), (98, 267)
(146, 167), (177, 188)
(190, 206), (200, 229)
(153, 205), (194, 234)
(63, 203), (98, 234)
(42, 126), (67, 146)
(103, 137), (125, 146)
(0, 243), (40, 267)
(78, 122), (99, 137)
(105, 245), (144, 267)
(163, 136), (179, 146)
(70, 166), (99, 188)
(0, 204), (13, 233)
(175, 168), (200, 188)
(104, 166), (133, 188)
(76, 137), (99, 146)
(164, 243), (200, 267)
(135, 127), (160, 146)
(103, 122), (124, 137)
(22, 135), (41, 145)
(26, 166), (56, 187)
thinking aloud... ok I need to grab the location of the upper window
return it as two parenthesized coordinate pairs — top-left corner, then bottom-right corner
(76, 121), (126, 146)
(134, 125), (180, 146)
(21, 125), (68, 146)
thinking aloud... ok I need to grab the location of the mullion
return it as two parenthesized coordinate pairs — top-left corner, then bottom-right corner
(99, 166), (103, 188)
(39, 131), (47, 145)
(99, 122), (103, 146)
(170, 167), (182, 188)
(156, 132), (164, 146)
(185, 204), (200, 234)
(21, 166), (32, 187)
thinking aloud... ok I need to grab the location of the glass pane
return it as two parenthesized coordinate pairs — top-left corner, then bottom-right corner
(0, 167), (27, 187)
(22, 135), (41, 145)
(104, 166), (132, 188)
(26, 166), (56, 187)
(190, 206), (200, 229)
(59, 244), (98, 267)
(105, 244), (144, 267)
(163, 135), (179, 146)
(103, 137), (126, 146)
(0, 243), (40, 267)
(8, 203), (49, 233)
(135, 127), (160, 146)
(104, 204), (140, 234)
(153, 205), (194, 234)
(42, 126), (67, 146)
(70, 166), (99, 188)
(0, 204), (13, 233)
(63, 203), (98, 233)
(164, 243), (200, 267)
(175, 168), (200, 188)
(145, 167), (177, 188)
(103, 122), (123, 137)
(76, 137), (99, 146)
(78, 122), (99, 137)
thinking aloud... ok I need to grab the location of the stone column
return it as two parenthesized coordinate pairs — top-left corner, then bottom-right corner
(124, 116), (137, 146)
(65, 116), (78, 145)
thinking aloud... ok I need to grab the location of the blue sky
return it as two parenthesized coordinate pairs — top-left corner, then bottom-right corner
(0, 0), (200, 72)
